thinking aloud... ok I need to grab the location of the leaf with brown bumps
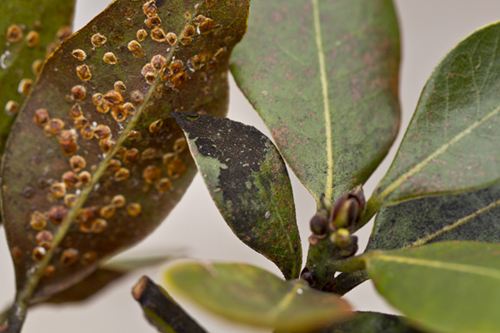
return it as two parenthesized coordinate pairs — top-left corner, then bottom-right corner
(2, 0), (249, 309)
(0, 0), (75, 158)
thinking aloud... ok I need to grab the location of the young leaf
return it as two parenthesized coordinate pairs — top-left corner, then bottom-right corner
(163, 262), (353, 332)
(368, 183), (500, 251)
(365, 242), (500, 333)
(230, 0), (400, 203)
(0, 0), (75, 156)
(372, 22), (500, 209)
(171, 113), (301, 279)
(133, 275), (207, 333)
(2, 0), (250, 307)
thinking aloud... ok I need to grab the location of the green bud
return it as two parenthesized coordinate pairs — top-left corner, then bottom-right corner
(333, 198), (359, 228)
(335, 228), (351, 248)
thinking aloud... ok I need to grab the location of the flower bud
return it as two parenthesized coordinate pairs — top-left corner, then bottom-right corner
(332, 198), (359, 228)
(339, 236), (359, 258)
(310, 213), (328, 236)
(349, 185), (366, 212)
(335, 228), (351, 248)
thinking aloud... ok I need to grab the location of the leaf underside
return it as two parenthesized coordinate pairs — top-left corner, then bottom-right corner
(163, 262), (353, 332)
(231, 0), (400, 203)
(2, 0), (249, 301)
(366, 242), (500, 333)
(374, 21), (500, 208)
(172, 113), (301, 279)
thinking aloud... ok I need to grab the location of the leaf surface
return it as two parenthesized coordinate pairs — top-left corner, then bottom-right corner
(163, 262), (353, 332)
(2, 0), (249, 301)
(366, 242), (500, 333)
(231, 0), (400, 203)
(0, 0), (75, 155)
(373, 22), (500, 208)
(172, 113), (301, 279)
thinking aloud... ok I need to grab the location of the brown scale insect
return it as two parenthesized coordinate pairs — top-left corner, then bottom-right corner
(76, 207), (99, 225)
(57, 129), (77, 143)
(5, 101), (20, 115)
(199, 18), (215, 34)
(60, 249), (78, 266)
(32, 247), (47, 262)
(179, 37), (192, 46)
(182, 25), (196, 38)
(36, 230), (54, 244)
(174, 137), (188, 153)
(18, 79), (33, 96)
(100, 205), (115, 219)
(81, 125), (94, 140)
(7, 24), (23, 43)
(127, 130), (141, 141)
(94, 124), (111, 140)
(25, 31), (40, 47)
(61, 140), (78, 156)
(103, 52), (119, 65)
(127, 40), (146, 58)
(34, 108), (50, 126)
(111, 106), (128, 122)
(71, 85), (87, 101)
(184, 11), (192, 20)
(123, 102), (136, 115)
(51, 183), (66, 198)
(170, 61), (183, 75)
(141, 148), (156, 160)
(114, 81), (127, 92)
(166, 32), (177, 46)
(106, 159), (122, 173)
(91, 33), (107, 47)
(30, 211), (47, 231)
(214, 48), (227, 60)
(193, 15), (207, 26)
(111, 194), (126, 208)
(62, 171), (81, 189)
(162, 153), (175, 165)
(49, 205), (67, 225)
(114, 147), (127, 159)
(156, 178), (172, 193)
(70, 104), (83, 118)
(70, 155), (86, 172)
(172, 72), (188, 90)
(123, 148), (140, 164)
(46, 43), (57, 57)
(64, 194), (78, 207)
(136, 29), (147, 42)
(143, 165), (162, 184)
(92, 93), (104, 106)
(151, 55), (167, 72)
(151, 27), (167, 43)
(103, 90), (124, 107)
(31, 59), (43, 75)
(42, 266), (56, 281)
(56, 26), (72, 42)
(126, 202), (142, 217)
(79, 171), (92, 187)
(49, 118), (64, 134)
(81, 251), (98, 266)
(204, 0), (216, 8)
(142, 1), (157, 16)
(38, 241), (53, 251)
(167, 158), (187, 179)
(74, 116), (89, 129)
(92, 219), (107, 233)
(44, 124), (54, 137)
(145, 15), (162, 29)
(76, 65), (92, 81)
(97, 103), (110, 114)
(131, 90), (145, 105)
(72, 49), (87, 61)
(149, 119), (163, 133)
(114, 168), (130, 181)
(160, 67), (173, 82)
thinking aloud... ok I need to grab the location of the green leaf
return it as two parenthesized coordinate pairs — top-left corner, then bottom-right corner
(372, 22), (500, 209)
(133, 276), (207, 333)
(230, 0), (400, 203)
(163, 262), (353, 332)
(0, 0), (75, 156)
(171, 113), (301, 279)
(368, 183), (500, 251)
(365, 242), (500, 333)
(2, 0), (250, 303)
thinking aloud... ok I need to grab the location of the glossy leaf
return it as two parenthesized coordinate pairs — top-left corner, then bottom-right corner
(0, 0), (75, 156)
(368, 183), (500, 251)
(2, 0), (249, 302)
(133, 275), (207, 333)
(172, 113), (301, 279)
(163, 262), (353, 332)
(231, 0), (400, 203)
(366, 242), (500, 333)
(373, 22), (500, 208)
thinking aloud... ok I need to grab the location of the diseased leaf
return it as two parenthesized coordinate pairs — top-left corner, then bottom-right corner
(172, 113), (301, 279)
(133, 275), (207, 333)
(1, 0), (249, 303)
(372, 22), (500, 209)
(0, 0), (75, 155)
(231, 0), (400, 204)
(163, 262), (353, 332)
(368, 183), (500, 251)
(365, 242), (500, 333)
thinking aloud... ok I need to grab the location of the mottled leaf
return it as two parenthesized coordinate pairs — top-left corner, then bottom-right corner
(368, 183), (500, 251)
(2, 0), (249, 303)
(366, 242), (500, 333)
(163, 262), (353, 332)
(0, 0), (75, 156)
(133, 275), (207, 333)
(172, 113), (301, 279)
(372, 22), (500, 209)
(231, 0), (400, 203)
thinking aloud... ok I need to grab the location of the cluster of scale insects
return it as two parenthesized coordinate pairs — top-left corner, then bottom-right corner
(8, 0), (230, 281)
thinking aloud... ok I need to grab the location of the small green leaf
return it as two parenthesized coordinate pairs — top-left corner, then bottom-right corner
(0, 0), (75, 155)
(368, 183), (500, 251)
(2, 0), (249, 302)
(171, 113), (301, 279)
(372, 22), (500, 209)
(365, 242), (500, 333)
(163, 262), (353, 332)
(133, 276), (207, 333)
(231, 0), (400, 203)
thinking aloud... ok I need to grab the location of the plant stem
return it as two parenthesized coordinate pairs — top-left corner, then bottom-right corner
(0, 306), (10, 326)
(327, 256), (366, 274)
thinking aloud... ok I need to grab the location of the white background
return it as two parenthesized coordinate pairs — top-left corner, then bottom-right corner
(1, 1), (500, 332)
